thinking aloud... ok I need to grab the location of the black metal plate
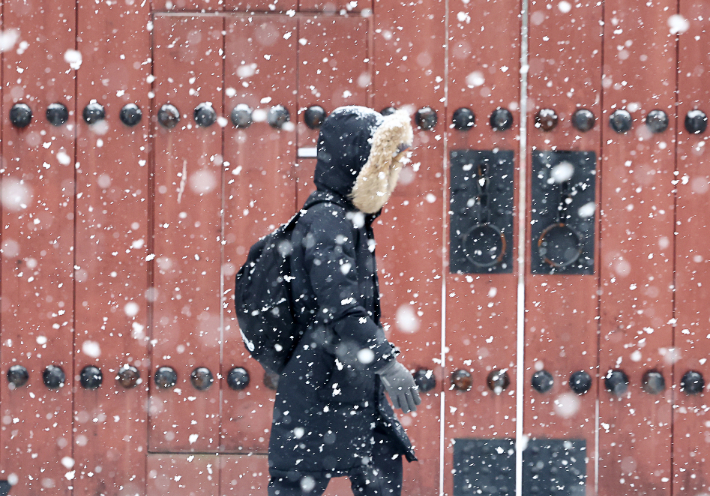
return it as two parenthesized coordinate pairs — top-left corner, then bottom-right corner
(450, 150), (514, 274)
(531, 151), (596, 274)
(453, 438), (515, 496)
(523, 439), (586, 496)
(0, 481), (9, 496)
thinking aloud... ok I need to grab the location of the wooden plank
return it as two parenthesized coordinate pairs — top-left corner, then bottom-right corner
(0, 0), (76, 494)
(374, 1), (446, 493)
(151, 14), (224, 452)
(221, 15), (297, 453)
(524, 1), (603, 493)
(674, 2), (710, 494)
(72, 0), (152, 493)
(598, 1), (677, 494)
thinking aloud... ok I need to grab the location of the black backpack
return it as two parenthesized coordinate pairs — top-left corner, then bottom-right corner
(234, 207), (313, 374)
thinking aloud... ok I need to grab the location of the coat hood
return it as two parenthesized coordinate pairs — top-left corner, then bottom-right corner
(314, 106), (413, 214)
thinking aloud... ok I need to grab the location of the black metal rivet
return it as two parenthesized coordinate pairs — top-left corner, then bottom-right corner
(535, 108), (558, 131)
(304, 105), (327, 130)
(572, 109), (595, 132)
(117, 365), (140, 389)
(80, 365), (103, 390)
(680, 370), (705, 395)
(226, 367), (250, 391)
(646, 109), (669, 133)
(43, 365), (66, 390)
(642, 370), (665, 395)
(46, 103), (69, 127)
(531, 370), (554, 393)
(158, 104), (180, 129)
(487, 369), (510, 393)
(451, 369), (472, 391)
(452, 107), (475, 130)
(10, 103), (32, 128)
(685, 110), (708, 135)
(190, 367), (214, 391)
(413, 368), (436, 393)
(83, 102), (105, 125)
(415, 106), (437, 131)
(7, 365), (29, 389)
(230, 105), (253, 128)
(604, 369), (629, 396)
(609, 109), (632, 134)
(120, 103), (142, 127)
(490, 108), (513, 131)
(380, 106), (397, 116)
(154, 366), (177, 389)
(267, 105), (290, 129)
(569, 370), (592, 395)
(264, 370), (280, 391)
(194, 102), (217, 127)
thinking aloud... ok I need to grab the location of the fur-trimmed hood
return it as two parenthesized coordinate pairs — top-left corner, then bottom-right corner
(313, 106), (413, 214)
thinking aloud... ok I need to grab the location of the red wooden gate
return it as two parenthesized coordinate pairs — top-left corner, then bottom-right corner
(0, 1), (707, 495)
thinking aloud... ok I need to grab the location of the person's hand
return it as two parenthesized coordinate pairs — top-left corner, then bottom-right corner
(377, 360), (421, 413)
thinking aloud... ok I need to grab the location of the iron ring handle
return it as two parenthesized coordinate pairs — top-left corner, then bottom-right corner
(537, 222), (582, 268)
(461, 222), (506, 268)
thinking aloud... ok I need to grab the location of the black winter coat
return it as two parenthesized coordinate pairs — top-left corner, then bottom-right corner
(268, 108), (416, 479)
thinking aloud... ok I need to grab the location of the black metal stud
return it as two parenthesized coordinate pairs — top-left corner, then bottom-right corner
(452, 107), (475, 130)
(46, 103), (69, 127)
(230, 105), (253, 128)
(80, 365), (103, 390)
(569, 370), (592, 395)
(609, 109), (632, 134)
(685, 110), (708, 135)
(83, 101), (105, 125)
(413, 368), (436, 393)
(190, 367), (214, 391)
(7, 365), (29, 389)
(645, 109), (669, 133)
(304, 105), (327, 129)
(380, 106), (397, 116)
(415, 106), (437, 131)
(264, 370), (280, 391)
(451, 369), (472, 391)
(531, 370), (554, 393)
(116, 365), (140, 389)
(535, 108), (558, 131)
(641, 370), (665, 395)
(157, 104), (180, 129)
(267, 105), (290, 129)
(194, 102), (217, 127)
(487, 369), (510, 393)
(572, 109), (595, 132)
(604, 369), (629, 396)
(10, 103), (32, 128)
(490, 107), (513, 131)
(680, 370), (705, 395)
(226, 367), (250, 391)
(154, 366), (177, 389)
(43, 365), (66, 390)
(120, 103), (142, 127)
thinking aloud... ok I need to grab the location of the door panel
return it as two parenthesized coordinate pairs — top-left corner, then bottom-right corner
(445, 0), (520, 494)
(0, 0), (76, 494)
(151, 15), (224, 452)
(524, 1), (603, 493)
(73, 0), (152, 493)
(598, 2), (677, 494)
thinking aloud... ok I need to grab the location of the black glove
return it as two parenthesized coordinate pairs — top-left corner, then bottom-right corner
(377, 359), (421, 413)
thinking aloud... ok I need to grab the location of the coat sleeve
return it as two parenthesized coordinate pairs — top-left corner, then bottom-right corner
(302, 206), (394, 370)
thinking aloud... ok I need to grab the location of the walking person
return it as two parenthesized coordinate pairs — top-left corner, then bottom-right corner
(268, 106), (421, 496)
